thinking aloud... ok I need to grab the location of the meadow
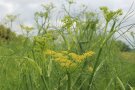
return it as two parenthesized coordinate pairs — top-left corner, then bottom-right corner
(0, 1), (135, 90)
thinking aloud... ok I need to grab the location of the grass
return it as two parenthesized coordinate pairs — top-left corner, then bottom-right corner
(1, 41), (135, 90)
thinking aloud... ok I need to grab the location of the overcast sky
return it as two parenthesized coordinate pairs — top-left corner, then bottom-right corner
(0, 0), (135, 23)
(0, 0), (135, 43)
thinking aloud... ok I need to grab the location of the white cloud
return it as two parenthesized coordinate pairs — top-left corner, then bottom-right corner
(0, 1), (14, 14)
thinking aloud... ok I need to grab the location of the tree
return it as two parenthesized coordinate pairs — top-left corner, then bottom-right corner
(116, 40), (131, 51)
(0, 25), (16, 41)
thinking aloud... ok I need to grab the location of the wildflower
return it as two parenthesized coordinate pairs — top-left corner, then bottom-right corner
(44, 49), (95, 69)
(117, 9), (123, 15)
(44, 49), (56, 55)
(100, 6), (123, 22)
(60, 61), (76, 68)
(55, 57), (68, 63)
(61, 51), (69, 54)
(69, 53), (78, 59)
(69, 51), (95, 62)
(20, 24), (34, 32)
(53, 52), (64, 58)
(83, 51), (95, 57)
(75, 55), (86, 62)
(69, 53), (83, 62)
(88, 66), (93, 72)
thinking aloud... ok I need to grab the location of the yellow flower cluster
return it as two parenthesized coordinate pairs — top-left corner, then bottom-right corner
(69, 51), (95, 62)
(44, 49), (95, 68)
(69, 53), (85, 62)
(44, 49), (56, 55)
(55, 56), (76, 68)
(83, 51), (95, 57)
(44, 50), (75, 68)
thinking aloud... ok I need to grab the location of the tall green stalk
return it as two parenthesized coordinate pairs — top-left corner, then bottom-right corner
(67, 72), (71, 90)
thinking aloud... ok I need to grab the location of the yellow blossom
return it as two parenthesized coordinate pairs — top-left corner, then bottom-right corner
(69, 53), (87, 62)
(44, 50), (56, 55)
(69, 53), (78, 59)
(55, 57), (68, 63)
(53, 53), (64, 58)
(44, 49), (95, 69)
(83, 51), (95, 57)
(88, 66), (93, 72)
(75, 55), (86, 62)
(60, 61), (76, 68)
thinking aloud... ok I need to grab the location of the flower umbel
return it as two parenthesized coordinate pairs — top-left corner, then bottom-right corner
(44, 50), (95, 68)
(44, 49), (56, 55)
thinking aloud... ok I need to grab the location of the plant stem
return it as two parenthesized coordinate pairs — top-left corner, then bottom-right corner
(67, 72), (71, 90)
(87, 47), (103, 90)
(41, 75), (49, 90)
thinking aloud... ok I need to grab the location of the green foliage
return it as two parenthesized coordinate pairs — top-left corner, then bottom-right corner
(0, 25), (16, 42)
(0, 2), (135, 90)
(116, 40), (131, 51)
(34, 3), (54, 35)
(100, 6), (123, 22)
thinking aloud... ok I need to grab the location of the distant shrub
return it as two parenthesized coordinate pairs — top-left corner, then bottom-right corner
(116, 40), (131, 51)
(0, 25), (16, 41)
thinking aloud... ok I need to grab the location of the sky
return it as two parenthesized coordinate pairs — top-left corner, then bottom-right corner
(0, 0), (134, 28)
(0, 0), (134, 23)
(0, 0), (135, 45)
